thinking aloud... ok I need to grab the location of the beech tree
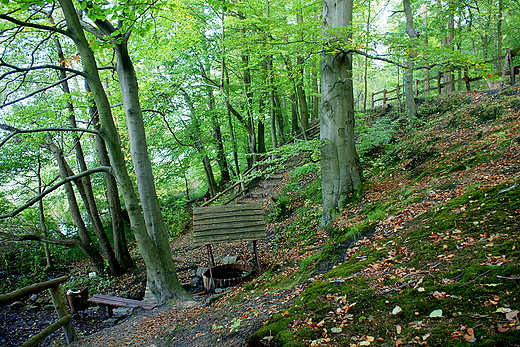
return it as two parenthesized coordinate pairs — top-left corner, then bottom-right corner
(320, 0), (363, 226)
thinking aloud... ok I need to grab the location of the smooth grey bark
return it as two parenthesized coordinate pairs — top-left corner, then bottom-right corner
(58, 0), (190, 303)
(403, 0), (418, 121)
(37, 156), (52, 268)
(87, 84), (133, 270)
(320, 0), (363, 226)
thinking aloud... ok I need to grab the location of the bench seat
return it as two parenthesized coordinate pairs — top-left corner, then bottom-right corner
(88, 294), (156, 316)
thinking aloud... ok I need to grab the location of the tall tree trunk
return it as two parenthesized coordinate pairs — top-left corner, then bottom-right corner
(37, 156), (52, 269)
(403, 0), (418, 121)
(87, 83), (133, 270)
(54, 37), (124, 276)
(363, 0), (371, 113)
(44, 142), (106, 274)
(58, 0), (190, 303)
(112, 38), (191, 301)
(494, 0), (503, 74)
(421, 4), (430, 95)
(179, 88), (217, 196)
(206, 87), (230, 182)
(320, 0), (363, 226)
(267, 57), (278, 149)
(442, 13), (455, 93)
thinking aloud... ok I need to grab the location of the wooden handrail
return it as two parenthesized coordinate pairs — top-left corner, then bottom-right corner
(372, 47), (519, 108)
(0, 276), (77, 345)
(0, 275), (68, 306)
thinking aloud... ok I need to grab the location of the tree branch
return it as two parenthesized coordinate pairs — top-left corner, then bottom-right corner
(141, 109), (193, 147)
(0, 166), (112, 219)
(0, 125), (99, 148)
(0, 231), (81, 247)
(0, 59), (84, 79)
(338, 48), (440, 70)
(1, 73), (79, 109)
(0, 13), (70, 37)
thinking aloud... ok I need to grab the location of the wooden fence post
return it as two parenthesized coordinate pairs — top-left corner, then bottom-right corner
(437, 72), (442, 94)
(49, 285), (78, 344)
(464, 69), (471, 91)
(507, 48), (515, 86)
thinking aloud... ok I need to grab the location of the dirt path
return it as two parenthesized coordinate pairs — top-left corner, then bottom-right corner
(70, 170), (303, 347)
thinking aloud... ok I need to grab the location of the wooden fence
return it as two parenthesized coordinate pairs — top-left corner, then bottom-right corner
(372, 47), (519, 108)
(0, 276), (77, 346)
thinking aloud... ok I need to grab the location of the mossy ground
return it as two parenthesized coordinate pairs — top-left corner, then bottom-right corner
(249, 88), (520, 346)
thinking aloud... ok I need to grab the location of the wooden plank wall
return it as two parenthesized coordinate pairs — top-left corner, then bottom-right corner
(192, 203), (266, 244)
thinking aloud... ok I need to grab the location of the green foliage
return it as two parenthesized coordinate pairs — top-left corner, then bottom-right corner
(162, 195), (191, 239)
(63, 274), (115, 294)
(356, 115), (398, 158)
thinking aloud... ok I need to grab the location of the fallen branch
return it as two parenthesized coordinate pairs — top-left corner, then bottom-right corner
(497, 275), (520, 280)
(496, 183), (518, 197)
(457, 269), (494, 287)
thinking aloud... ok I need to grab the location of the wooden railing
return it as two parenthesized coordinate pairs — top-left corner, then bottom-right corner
(372, 47), (519, 108)
(0, 276), (77, 346)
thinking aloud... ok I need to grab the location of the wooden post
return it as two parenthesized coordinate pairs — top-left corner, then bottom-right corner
(48, 285), (77, 344)
(382, 89), (387, 110)
(415, 79), (419, 97)
(464, 69), (471, 91)
(206, 244), (215, 267)
(371, 93), (375, 108)
(507, 48), (515, 86)
(206, 245), (215, 293)
(252, 240), (261, 272)
(437, 72), (442, 94)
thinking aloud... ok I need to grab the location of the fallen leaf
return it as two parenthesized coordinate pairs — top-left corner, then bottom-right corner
(429, 309), (443, 318)
(452, 330), (463, 338)
(396, 339), (404, 346)
(497, 326), (510, 333)
(366, 336), (375, 342)
(506, 311), (518, 321)
(331, 327), (342, 333)
(392, 306), (402, 315)
(496, 307), (512, 313)
(396, 325), (402, 334)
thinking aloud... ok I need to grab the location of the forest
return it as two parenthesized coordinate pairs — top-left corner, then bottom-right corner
(0, 0), (519, 346)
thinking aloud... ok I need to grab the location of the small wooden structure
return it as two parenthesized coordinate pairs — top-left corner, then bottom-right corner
(66, 286), (89, 314)
(192, 203), (267, 285)
(88, 294), (157, 317)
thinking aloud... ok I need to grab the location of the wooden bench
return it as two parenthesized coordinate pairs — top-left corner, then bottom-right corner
(88, 294), (157, 317)
(193, 203), (267, 271)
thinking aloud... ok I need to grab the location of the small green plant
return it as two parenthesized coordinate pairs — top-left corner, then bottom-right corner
(229, 318), (242, 333)
(212, 317), (242, 333)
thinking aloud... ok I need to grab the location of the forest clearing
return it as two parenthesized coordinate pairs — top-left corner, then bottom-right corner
(0, 0), (519, 346)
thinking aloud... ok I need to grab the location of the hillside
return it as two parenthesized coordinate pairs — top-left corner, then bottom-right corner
(247, 87), (520, 346)
(28, 87), (520, 347)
